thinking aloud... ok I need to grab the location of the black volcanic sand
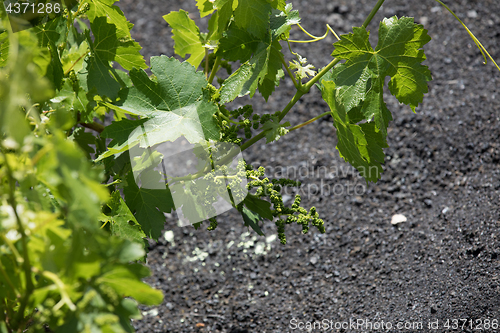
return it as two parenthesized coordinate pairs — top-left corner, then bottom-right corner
(115, 0), (500, 332)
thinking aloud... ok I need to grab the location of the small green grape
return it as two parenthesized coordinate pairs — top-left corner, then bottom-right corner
(244, 127), (252, 138)
(208, 217), (218, 231)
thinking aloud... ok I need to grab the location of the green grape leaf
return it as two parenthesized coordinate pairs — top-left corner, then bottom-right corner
(270, 0), (286, 11)
(45, 42), (64, 90)
(91, 17), (146, 71)
(331, 16), (431, 134)
(219, 37), (283, 103)
(0, 32), (9, 67)
(234, 0), (272, 39)
(241, 207), (265, 236)
(163, 10), (205, 68)
(97, 118), (148, 160)
(216, 25), (260, 62)
(85, 0), (133, 38)
(102, 56), (220, 158)
(261, 115), (290, 143)
(69, 127), (95, 158)
(17, 30), (51, 77)
(217, 4), (298, 102)
(196, 0), (215, 17)
(103, 191), (146, 244)
(78, 56), (121, 100)
(34, 16), (67, 48)
(212, 0), (234, 39)
(61, 41), (89, 75)
(320, 80), (388, 182)
(98, 266), (163, 305)
(243, 195), (273, 220)
(123, 172), (174, 240)
(258, 40), (284, 100)
(207, 10), (222, 41)
(269, 4), (300, 39)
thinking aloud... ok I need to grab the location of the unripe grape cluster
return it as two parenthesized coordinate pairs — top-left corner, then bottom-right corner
(206, 104), (325, 242)
(215, 104), (284, 144)
(245, 165), (325, 244)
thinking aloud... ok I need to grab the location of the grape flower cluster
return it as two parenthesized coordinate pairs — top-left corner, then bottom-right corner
(243, 165), (325, 244)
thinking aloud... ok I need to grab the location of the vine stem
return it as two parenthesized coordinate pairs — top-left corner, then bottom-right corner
(79, 121), (105, 133)
(217, 110), (245, 125)
(362, 0), (386, 29)
(0, 150), (35, 328)
(240, 90), (303, 152)
(278, 52), (298, 89)
(301, 58), (340, 95)
(288, 111), (332, 132)
(208, 56), (221, 85)
(239, 50), (341, 151)
(63, 51), (89, 76)
(205, 48), (209, 79)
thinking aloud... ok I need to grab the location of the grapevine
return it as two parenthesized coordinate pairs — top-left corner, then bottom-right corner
(0, 0), (498, 331)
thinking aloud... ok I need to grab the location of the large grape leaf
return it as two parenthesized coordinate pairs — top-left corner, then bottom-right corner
(258, 40), (285, 101)
(331, 16), (431, 135)
(218, 5), (299, 102)
(219, 36), (277, 103)
(123, 172), (174, 240)
(34, 16), (67, 48)
(217, 26), (261, 62)
(91, 17), (146, 71)
(32, 18), (67, 90)
(98, 56), (220, 160)
(85, 0), (133, 38)
(78, 55), (121, 100)
(210, 0), (235, 40)
(320, 80), (388, 182)
(83, 0), (146, 93)
(78, 17), (145, 100)
(234, 0), (272, 39)
(97, 118), (148, 160)
(163, 10), (206, 68)
(102, 191), (146, 244)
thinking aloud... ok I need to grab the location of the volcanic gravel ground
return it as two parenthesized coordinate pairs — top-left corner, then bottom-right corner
(115, 0), (500, 332)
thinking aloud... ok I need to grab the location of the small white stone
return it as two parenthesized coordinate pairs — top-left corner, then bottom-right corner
(391, 214), (407, 225)
(467, 10), (478, 18)
(142, 308), (159, 317)
(164, 230), (175, 247)
(266, 234), (277, 243)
